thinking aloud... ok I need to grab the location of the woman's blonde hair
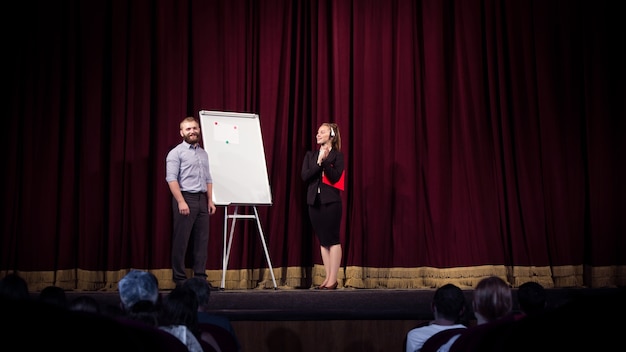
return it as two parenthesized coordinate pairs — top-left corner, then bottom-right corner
(322, 122), (341, 151)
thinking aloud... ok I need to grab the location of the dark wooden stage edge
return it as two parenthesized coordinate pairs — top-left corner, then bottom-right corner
(60, 286), (624, 321)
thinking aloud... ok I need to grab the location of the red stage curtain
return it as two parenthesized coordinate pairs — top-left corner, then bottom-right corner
(1, 0), (624, 290)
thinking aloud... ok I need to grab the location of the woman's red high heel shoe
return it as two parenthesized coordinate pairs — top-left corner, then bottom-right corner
(321, 282), (338, 290)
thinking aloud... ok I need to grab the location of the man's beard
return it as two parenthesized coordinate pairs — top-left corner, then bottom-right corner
(184, 133), (199, 144)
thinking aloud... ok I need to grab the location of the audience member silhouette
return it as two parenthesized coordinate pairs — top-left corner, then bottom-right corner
(68, 295), (102, 314)
(0, 273), (30, 301)
(126, 299), (162, 326)
(158, 285), (210, 352)
(38, 285), (68, 309)
(116, 270), (190, 351)
(118, 270), (161, 311)
(437, 276), (513, 352)
(516, 281), (547, 317)
(405, 283), (468, 352)
(2, 274), (149, 350)
(116, 270), (163, 326)
(183, 277), (240, 351)
(497, 286), (626, 351)
(471, 276), (513, 324)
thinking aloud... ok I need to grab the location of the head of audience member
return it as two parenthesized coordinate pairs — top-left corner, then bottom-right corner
(181, 277), (211, 311)
(157, 285), (208, 350)
(472, 276), (513, 324)
(69, 295), (102, 314)
(160, 285), (200, 334)
(0, 273), (30, 301)
(182, 277), (241, 351)
(118, 270), (160, 312)
(517, 281), (547, 316)
(126, 299), (161, 326)
(38, 285), (68, 309)
(432, 283), (467, 324)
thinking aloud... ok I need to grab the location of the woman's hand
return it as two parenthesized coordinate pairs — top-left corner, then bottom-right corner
(317, 146), (329, 165)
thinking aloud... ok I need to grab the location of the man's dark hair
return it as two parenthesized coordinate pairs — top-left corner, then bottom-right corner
(160, 286), (200, 337)
(181, 277), (210, 308)
(433, 283), (466, 322)
(517, 281), (547, 315)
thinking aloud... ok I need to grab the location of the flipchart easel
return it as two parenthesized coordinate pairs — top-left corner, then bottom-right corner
(198, 110), (276, 290)
(220, 205), (277, 289)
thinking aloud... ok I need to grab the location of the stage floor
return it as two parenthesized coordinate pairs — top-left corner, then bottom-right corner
(57, 286), (623, 321)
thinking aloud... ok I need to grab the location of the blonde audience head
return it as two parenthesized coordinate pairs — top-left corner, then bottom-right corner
(472, 276), (513, 324)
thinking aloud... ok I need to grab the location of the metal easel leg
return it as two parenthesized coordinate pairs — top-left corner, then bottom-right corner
(221, 206), (228, 289)
(253, 206), (277, 289)
(221, 205), (239, 289)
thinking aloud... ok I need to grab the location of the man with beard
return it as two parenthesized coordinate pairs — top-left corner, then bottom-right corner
(166, 116), (216, 287)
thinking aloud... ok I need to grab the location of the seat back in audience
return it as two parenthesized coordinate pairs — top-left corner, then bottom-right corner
(116, 317), (189, 352)
(448, 315), (517, 352)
